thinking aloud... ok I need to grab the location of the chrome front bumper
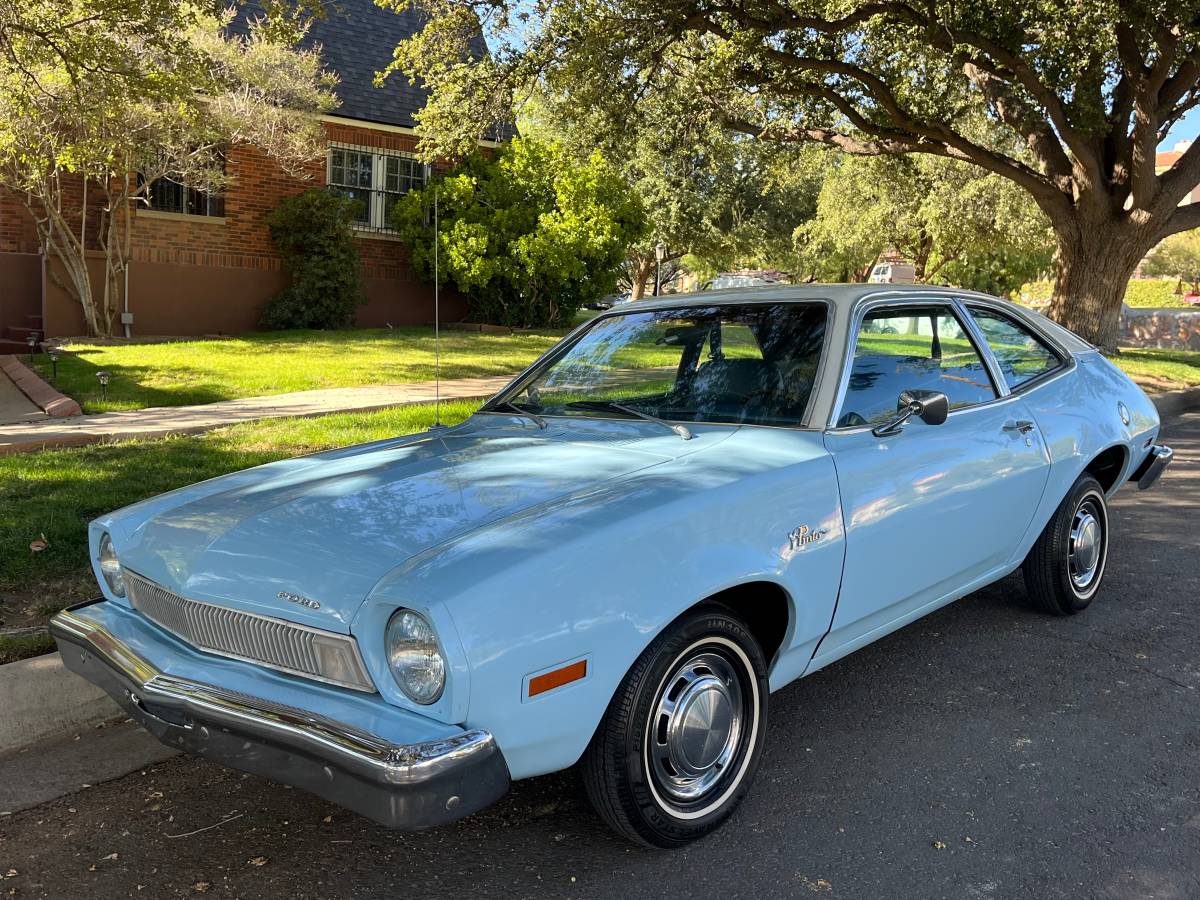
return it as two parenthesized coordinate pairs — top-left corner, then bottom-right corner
(50, 603), (510, 830)
(1132, 444), (1174, 491)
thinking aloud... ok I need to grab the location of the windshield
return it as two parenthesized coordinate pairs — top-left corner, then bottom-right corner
(497, 303), (828, 428)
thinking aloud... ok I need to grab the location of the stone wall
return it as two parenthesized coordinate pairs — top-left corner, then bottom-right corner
(1119, 306), (1200, 351)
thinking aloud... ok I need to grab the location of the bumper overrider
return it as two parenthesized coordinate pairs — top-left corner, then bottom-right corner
(49, 602), (510, 830)
(1132, 443), (1174, 491)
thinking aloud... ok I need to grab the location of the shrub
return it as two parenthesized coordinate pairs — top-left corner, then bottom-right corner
(1017, 278), (1193, 309)
(260, 189), (364, 329)
(1124, 279), (1192, 308)
(392, 138), (646, 328)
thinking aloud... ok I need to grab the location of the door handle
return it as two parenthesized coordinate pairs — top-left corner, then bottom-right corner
(1004, 420), (1036, 434)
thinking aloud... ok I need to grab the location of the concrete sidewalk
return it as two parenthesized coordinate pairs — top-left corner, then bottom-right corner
(0, 375), (512, 455)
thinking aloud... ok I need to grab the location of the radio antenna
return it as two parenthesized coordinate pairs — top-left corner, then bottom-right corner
(433, 186), (442, 428)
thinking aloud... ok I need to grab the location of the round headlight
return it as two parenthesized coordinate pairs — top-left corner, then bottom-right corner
(98, 532), (125, 597)
(385, 609), (445, 704)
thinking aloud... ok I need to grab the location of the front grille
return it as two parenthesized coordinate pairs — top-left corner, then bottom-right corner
(125, 571), (374, 692)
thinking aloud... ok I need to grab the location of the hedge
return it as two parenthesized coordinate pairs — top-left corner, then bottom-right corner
(1017, 278), (1197, 309)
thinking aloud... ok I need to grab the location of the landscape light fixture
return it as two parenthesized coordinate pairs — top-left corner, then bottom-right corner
(26, 334), (37, 362)
(97, 370), (111, 401)
(47, 347), (61, 381)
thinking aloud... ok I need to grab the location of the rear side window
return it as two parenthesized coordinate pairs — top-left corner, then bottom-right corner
(838, 306), (997, 427)
(967, 307), (1062, 390)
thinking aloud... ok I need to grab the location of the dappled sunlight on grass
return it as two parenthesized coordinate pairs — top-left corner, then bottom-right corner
(1114, 348), (1200, 390)
(30, 327), (566, 413)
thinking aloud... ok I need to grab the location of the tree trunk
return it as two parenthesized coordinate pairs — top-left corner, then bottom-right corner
(628, 254), (654, 300)
(912, 233), (933, 282)
(1047, 225), (1153, 354)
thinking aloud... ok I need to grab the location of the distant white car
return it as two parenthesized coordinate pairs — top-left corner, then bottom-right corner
(868, 262), (917, 284)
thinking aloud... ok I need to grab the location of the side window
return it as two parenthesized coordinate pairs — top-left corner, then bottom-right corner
(967, 306), (1062, 390)
(838, 306), (997, 427)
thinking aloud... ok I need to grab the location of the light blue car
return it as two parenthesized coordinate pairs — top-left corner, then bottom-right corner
(51, 285), (1173, 847)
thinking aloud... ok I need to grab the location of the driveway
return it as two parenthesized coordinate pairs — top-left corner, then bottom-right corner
(1, 414), (1197, 899)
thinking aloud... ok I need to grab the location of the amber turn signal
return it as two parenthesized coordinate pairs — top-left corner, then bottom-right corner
(528, 659), (587, 697)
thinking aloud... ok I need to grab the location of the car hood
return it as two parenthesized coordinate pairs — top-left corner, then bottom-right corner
(113, 417), (725, 632)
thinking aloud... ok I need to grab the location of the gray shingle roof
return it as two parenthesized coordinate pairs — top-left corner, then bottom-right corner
(231, 0), (510, 136)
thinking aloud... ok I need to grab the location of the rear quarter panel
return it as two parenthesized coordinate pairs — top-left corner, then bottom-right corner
(1010, 351), (1159, 564)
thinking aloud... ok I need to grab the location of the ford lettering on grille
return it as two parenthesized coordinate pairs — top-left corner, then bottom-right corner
(124, 571), (373, 692)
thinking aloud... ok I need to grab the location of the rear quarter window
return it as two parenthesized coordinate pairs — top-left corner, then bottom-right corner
(967, 307), (1062, 390)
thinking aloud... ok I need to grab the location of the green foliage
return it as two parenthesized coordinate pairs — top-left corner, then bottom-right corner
(1143, 232), (1200, 291)
(377, 0), (1200, 347)
(1125, 281), (1190, 308)
(1019, 279), (1192, 309)
(521, 88), (820, 294)
(937, 246), (1053, 298)
(392, 138), (646, 327)
(261, 190), (364, 330)
(797, 149), (1053, 290)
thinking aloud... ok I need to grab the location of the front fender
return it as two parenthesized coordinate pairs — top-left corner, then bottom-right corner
(360, 428), (843, 781)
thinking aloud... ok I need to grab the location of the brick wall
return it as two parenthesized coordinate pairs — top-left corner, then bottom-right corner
(3, 118), (467, 337)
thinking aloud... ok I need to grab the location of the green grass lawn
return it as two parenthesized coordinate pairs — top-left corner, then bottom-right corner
(30, 327), (566, 413)
(0, 400), (479, 662)
(1112, 348), (1200, 391)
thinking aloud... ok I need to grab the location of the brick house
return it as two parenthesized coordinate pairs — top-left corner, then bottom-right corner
(0, 0), (493, 348)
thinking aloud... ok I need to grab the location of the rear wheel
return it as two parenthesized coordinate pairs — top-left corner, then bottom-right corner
(581, 606), (768, 848)
(1023, 473), (1110, 615)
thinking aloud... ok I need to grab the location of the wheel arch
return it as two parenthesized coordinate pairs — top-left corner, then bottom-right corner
(1083, 443), (1128, 496)
(697, 580), (793, 670)
(578, 577), (793, 761)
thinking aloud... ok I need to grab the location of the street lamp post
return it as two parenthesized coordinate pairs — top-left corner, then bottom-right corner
(654, 241), (666, 297)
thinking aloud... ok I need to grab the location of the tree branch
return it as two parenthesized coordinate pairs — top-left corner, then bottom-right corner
(1162, 201), (1200, 236)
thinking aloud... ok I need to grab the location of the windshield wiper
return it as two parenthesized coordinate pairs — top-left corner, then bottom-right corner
(491, 400), (546, 429)
(569, 400), (692, 440)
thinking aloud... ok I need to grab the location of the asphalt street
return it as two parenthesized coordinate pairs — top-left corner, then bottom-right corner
(2, 413), (1197, 899)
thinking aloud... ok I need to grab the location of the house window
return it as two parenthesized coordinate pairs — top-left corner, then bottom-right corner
(146, 178), (225, 217)
(328, 143), (427, 233)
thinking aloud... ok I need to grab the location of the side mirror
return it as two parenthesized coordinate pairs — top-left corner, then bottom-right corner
(872, 389), (950, 437)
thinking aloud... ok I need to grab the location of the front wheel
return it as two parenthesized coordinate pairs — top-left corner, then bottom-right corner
(581, 606), (768, 848)
(1023, 473), (1110, 615)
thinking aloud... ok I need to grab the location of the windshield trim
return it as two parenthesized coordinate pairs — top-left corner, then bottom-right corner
(481, 298), (833, 431)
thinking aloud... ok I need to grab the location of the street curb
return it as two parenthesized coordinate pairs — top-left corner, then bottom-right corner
(0, 355), (82, 417)
(1151, 386), (1200, 419)
(0, 650), (119, 755)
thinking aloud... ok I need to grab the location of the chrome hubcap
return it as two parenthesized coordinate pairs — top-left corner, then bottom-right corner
(649, 652), (744, 802)
(1068, 499), (1104, 591)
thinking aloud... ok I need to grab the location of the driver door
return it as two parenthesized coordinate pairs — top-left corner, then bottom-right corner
(817, 302), (1050, 661)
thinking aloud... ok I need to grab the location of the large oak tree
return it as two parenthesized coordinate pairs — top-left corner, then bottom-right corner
(379, 0), (1200, 351)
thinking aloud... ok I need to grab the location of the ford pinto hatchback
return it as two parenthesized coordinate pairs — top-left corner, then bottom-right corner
(51, 285), (1173, 848)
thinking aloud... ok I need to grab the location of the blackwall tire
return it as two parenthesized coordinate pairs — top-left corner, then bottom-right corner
(1023, 473), (1110, 616)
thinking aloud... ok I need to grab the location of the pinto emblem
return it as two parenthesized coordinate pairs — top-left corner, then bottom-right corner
(788, 524), (825, 552)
